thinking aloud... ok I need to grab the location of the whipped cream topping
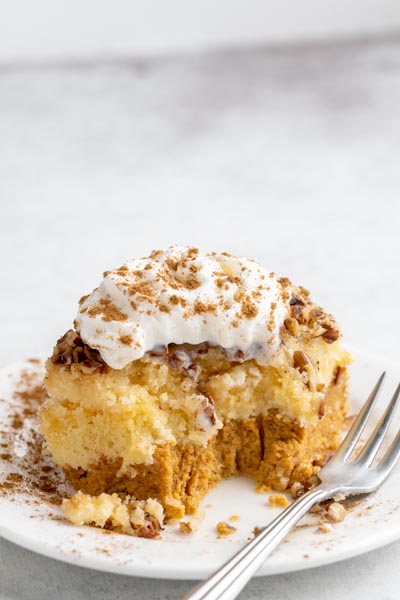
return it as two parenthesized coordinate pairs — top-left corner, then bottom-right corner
(75, 246), (293, 369)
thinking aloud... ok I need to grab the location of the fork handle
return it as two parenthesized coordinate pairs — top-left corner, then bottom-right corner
(183, 485), (331, 600)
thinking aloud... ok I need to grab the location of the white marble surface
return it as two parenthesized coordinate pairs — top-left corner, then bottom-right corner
(0, 36), (400, 599)
(3, 0), (400, 63)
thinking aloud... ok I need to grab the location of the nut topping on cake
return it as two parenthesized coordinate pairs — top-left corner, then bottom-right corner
(51, 330), (107, 373)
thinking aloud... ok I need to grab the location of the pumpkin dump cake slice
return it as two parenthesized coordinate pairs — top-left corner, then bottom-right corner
(40, 246), (351, 521)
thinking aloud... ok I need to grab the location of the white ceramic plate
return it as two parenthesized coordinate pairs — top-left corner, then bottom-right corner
(0, 348), (400, 580)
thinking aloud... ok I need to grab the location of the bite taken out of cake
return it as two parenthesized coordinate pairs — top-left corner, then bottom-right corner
(40, 246), (351, 526)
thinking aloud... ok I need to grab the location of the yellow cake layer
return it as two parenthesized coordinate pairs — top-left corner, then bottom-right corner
(41, 334), (350, 474)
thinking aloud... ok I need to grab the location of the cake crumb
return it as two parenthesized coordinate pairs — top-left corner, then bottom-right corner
(326, 502), (346, 523)
(318, 523), (333, 534)
(268, 494), (289, 508)
(290, 481), (305, 499)
(179, 511), (205, 534)
(216, 521), (237, 537)
(63, 491), (164, 539)
(333, 492), (346, 502)
(309, 503), (323, 513)
(228, 515), (240, 522)
(179, 521), (193, 534)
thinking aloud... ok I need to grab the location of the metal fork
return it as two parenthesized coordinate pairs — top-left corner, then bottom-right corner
(184, 373), (400, 600)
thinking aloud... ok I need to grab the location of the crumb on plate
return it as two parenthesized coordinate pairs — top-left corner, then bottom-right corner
(179, 521), (193, 534)
(318, 522), (333, 534)
(216, 521), (237, 537)
(326, 501), (346, 523)
(62, 491), (164, 538)
(268, 493), (289, 508)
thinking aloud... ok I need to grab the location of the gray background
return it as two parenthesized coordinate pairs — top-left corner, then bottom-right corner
(1, 36), (399, 599)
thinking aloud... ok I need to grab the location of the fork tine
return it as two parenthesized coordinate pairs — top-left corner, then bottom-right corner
(375, 425), (400, 481)
(334, 372), (386, 463)
(356, 382), (400, 467)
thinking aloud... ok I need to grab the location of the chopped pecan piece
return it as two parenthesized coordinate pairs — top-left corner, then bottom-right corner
(134, 525), (159, 539)
(284, 317), (299, 336)
(168, 349), (201, 380)
(321, 325), (340, 343)
(290, 304), (306, 325)
(326, 502), (346, 523)
(293, 350), (309, 372)
(132, 514), (162, 539)
(308, 309), (325, 326)
(234, 349), (245, 362)
(196, 392), (217, 430)
(289, 294), (304, 306)
(290, 481), (305, 499)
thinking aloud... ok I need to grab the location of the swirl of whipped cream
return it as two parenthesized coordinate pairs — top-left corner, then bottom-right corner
(75, 246), (292, 369)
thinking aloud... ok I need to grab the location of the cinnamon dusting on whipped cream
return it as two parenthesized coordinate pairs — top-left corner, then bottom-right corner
(74, 246), (293, 369)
